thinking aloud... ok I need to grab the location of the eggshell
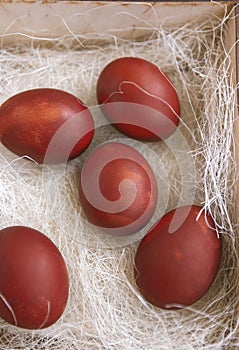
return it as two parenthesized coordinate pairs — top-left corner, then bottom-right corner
(0, 226), (69, 329)
(78, 142), (158, 236)
(134, 205), (222, 309)
(0, 88), (94, 164)
(97, 57), (180, 141)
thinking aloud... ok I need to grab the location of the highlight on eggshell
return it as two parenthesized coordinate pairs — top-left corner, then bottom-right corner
(97, 57), (180, 141)
(134, 205), (222, 309)
(0, 88), (94, 164)
(0, 226), (69, 330)
(78, 141), (158, 236)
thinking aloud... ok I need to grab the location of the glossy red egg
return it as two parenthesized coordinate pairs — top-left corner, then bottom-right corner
(97, 57), (180, 141)
(0, 88), (94, 164)
(79, 142), (158, 236)
(134, 205), (222, 309)
(0, 226), (69, 329)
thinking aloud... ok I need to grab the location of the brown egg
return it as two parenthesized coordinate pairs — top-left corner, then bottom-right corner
(0, 226), (69, 329)
(0, 88), (94, 164)
(78, 142), (158, 236)
(97, 57), (180, 141)
(134, 205), (222, 309)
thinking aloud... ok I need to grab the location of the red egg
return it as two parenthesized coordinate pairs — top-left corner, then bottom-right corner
(134, 205), (222, 309)
(97, 57), (180, 141)
(79, 142), (158, 236)
(0, 226), (69, 329)
(0, 88), (94, 164)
